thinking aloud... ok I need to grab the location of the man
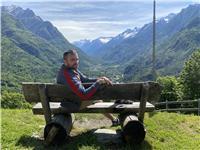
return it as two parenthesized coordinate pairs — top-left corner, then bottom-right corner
(56, 49), (120, 126)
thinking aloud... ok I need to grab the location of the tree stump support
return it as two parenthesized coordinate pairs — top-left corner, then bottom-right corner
(44, 113), (75, 145)
(119, 113), (146, 144)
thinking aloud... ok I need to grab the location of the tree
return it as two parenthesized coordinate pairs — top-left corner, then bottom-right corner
(157, 76), (183, 102)
(180, 50), (200, 99)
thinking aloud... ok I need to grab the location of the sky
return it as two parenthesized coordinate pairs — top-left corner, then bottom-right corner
(2, 0), (200, 42)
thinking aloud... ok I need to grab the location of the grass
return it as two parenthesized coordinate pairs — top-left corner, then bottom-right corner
(1, 109), (200, 150)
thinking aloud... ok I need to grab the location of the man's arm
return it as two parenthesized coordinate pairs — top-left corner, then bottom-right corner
(64, 69), (100, 101)
(78, 70), (97, 83)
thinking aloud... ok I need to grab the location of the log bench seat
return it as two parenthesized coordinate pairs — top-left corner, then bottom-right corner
(32, 102), (155, 114)
(22, 81), (161, 145)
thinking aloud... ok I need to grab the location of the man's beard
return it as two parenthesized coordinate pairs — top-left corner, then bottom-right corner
(72, 64), (78, 69)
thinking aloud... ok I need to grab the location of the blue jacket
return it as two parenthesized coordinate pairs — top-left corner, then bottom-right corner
(56, 64), (100, 101)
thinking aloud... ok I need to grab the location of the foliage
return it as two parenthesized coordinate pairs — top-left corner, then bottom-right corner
(1, 91), (32, 109)
(180, 49), (200, 99)
(157, 76), (183, 101)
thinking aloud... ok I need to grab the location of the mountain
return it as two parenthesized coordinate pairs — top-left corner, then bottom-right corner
(155, 16), (200, 75)
(99, 4), (200, 65)
(109, 28), (140, 44)
(2, 5), (94, 68)
(73, 39), (91, 51)
(1, 6), (94, 91)
(123, 4), (200, 81)
(2, 4), (200, 89)
(73, 4), (200, 82)
(74, 28), (140, 58)
(73, 37), (112, 56)
(96, 28), (140, 58)
(1, 11), (56, 91)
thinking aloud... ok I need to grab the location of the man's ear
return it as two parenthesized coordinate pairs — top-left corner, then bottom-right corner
(64, 59), (68, 65)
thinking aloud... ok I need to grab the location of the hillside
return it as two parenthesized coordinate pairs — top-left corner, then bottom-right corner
(100, 4), (200, 63)
(124, 19), (200, 81)
(3, 5), (93, 65)
(1, 11), (58, 91)
(1, 6), (95, 91)
(118, 4), (200, 81)
(2, 109), (200, 149)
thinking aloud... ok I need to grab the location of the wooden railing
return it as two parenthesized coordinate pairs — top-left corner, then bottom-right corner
(155, 99), (200, 115)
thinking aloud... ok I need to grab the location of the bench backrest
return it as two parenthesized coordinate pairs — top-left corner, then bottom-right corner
(22, 81), (161, 103)
(22, 81), (161, 124)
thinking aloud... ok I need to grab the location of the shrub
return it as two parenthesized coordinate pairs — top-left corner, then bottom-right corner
(157, 76), (183, 102)
(1, 91), (31, 109)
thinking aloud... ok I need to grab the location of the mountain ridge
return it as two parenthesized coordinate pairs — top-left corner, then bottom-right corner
(1, 5), (95, 91)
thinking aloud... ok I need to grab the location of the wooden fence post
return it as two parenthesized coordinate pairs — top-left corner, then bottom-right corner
(198, 99), (200, 116)
(166, 100), (168, 111)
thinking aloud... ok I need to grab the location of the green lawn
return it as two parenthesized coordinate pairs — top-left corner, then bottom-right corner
(1, 109), (200, 150)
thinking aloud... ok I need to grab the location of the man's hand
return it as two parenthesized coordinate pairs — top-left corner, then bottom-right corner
(97, 78), (106, 85)
(97, 76), (112, 85)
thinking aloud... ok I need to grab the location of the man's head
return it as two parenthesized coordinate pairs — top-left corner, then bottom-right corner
(63, 49), (79, 69)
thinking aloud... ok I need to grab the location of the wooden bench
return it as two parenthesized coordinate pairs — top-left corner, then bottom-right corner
(22, 81), (161, 145)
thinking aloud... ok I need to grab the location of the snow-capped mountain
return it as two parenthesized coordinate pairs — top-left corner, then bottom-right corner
(116, 27), (140, 40)
(161, 13), (176, 23)
(73, 28), (140, 57)
(105, 27), (140, 46)
(156, 13), (176, 25)
(95, 27), (140, 57)
(73, 39), (91, 49)
(99, 37), (112, 43)
(73, 37), (112, 56)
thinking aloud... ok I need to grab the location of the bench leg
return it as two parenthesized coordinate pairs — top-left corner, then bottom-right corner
(44, 113), (74, 145)
(38, 84), (52, 124)
(119, 112), (146, 144)
(45, 125), (59, 145)
(138, 82), (150, 123)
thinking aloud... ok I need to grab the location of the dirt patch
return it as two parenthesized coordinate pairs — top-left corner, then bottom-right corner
(73, 117), (112, 129)
(71, 117), (113, 136)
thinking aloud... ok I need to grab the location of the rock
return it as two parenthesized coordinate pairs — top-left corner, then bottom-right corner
(93, 129), (122, 144)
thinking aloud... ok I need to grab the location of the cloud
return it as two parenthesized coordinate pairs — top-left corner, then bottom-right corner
(52, 20), (128, 41)
(2, 0), (199, 41)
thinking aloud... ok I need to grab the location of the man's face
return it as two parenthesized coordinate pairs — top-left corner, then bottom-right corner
(64, 53), (79, 69)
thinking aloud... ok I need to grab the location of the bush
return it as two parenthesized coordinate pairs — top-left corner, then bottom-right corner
(1, 91), (31, 109)
(157, 76), (183, 102)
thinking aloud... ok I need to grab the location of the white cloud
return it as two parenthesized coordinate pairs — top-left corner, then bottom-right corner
(52, 20), (125, 42)
(2, 0), (199, 41)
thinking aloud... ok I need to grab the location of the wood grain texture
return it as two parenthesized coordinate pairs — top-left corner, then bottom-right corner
(22, 82), (161, 102)
(38, 84), (51, 124)
(32, 102), (155, 114)
(138, 83), (150, 123)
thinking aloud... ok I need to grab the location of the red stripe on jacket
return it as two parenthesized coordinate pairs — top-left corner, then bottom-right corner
(63, 69), (97, 101)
